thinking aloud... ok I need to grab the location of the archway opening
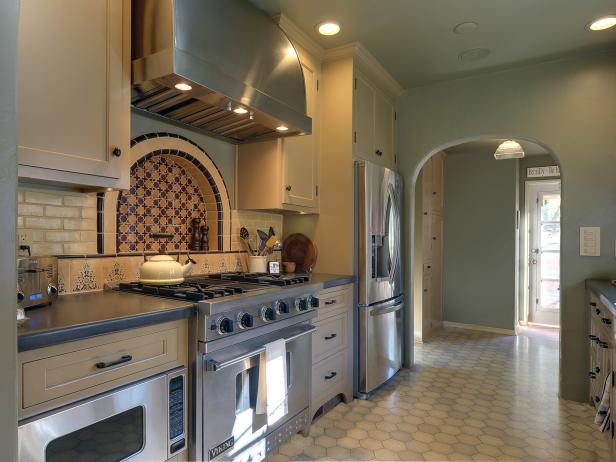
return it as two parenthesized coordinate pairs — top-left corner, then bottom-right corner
(410, 135), (562, 390)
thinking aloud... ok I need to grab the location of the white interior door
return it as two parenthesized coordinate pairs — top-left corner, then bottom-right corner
(526, 180), (561, 326)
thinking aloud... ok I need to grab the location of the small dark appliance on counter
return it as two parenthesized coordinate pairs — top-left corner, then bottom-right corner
(17, 245), (58, 309)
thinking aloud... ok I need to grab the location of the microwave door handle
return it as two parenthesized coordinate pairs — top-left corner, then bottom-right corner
(206, 327), (317, 371)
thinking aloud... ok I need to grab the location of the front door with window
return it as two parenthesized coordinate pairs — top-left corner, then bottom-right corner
(526, 181), (561, 326)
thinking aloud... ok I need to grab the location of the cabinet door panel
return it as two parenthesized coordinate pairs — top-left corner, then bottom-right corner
(17, 0), (127, 180)
(374, 90), (394, 168)
(283, 60), (317, 208)
(353, 72), (375, 162)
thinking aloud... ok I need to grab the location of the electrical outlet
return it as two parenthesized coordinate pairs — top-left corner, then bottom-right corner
(17, 233), (28, 244)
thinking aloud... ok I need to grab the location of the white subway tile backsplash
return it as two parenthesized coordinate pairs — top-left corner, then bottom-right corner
(45, 205), (81, 218)
(24, 216), (63, 230)
(45, 231), (81, 242)
(18, 203), (45, 216)
(63, 219), (97, 230)
(24, 190), (63, 205)
(63, 194), (97, 207)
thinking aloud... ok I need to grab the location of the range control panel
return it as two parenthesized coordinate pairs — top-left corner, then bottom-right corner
(204, 294), (319, 342)
(168, 373), (186, 456)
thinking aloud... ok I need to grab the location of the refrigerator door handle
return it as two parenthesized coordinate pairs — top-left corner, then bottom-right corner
(387, 183), (401, 284)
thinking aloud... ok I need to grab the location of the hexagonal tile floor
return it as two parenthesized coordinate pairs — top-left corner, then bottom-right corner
(267, 327), (610, 461)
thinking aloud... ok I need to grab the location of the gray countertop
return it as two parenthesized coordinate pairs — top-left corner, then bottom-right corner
(586, 279), (616, 316)
(17, 273), (355, 352)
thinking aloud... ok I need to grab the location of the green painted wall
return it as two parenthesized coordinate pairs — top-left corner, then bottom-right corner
(131, 110), (237, 206)
(0, 0), (18, 457)
(443, 151), (518, 330)
(397, 50), (616, 401)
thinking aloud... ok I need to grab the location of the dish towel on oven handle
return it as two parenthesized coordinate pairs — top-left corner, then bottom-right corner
(595, 371), (612, 432)
(256, 338), (288, 425)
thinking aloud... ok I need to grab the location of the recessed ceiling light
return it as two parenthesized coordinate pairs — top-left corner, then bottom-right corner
(233, 107), (248, 114)
(588, 16), (616, 31)
(453, 22), (478, 35)
(317, 22), (340, 36)
(459, 47), (491, 63)
(174, 82), (192, 91)
(276, 125), (289, 132)
(494, 140), (525, 160)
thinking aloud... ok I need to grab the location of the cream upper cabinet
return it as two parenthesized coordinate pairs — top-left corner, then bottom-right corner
(17, 0), (131, 190)
(237, 44), (320, 213)
(353, 70), (396, 170)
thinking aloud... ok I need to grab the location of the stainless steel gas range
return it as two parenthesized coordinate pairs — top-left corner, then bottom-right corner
(119, 273), (322, 462)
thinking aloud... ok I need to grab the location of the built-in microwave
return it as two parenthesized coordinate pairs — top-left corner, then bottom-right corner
(18, 367), (186, 462)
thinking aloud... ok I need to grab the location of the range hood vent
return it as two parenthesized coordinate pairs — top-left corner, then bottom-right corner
(132, 0), (311, 144)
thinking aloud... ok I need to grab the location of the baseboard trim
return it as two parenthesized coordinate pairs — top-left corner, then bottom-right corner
(442, 321), (516, 336)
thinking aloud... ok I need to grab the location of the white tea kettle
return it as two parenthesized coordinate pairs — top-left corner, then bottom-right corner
(140, 253), (196, 285)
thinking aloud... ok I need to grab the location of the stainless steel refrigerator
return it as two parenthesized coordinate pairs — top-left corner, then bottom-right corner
(356, 161), (403, 395)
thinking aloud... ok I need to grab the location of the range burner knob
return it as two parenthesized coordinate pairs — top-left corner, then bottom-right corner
(295, 297), (308, 312)
(216, 317), (234, 334)
(238, 312), (254, 329)
(308, 295), (319, 308)
(260, 306), (276, 322)
(275, 300), (289, 314)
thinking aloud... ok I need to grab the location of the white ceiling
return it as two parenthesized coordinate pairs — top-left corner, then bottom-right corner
(249, 0), (616, 87)
(445, 139), (552, 157)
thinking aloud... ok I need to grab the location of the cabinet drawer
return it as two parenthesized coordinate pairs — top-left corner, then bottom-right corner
(318, 285), (352, 321)
(22, 325), (180, 409)
(313, 312), (349, 363)
(312, 349), (346, 402)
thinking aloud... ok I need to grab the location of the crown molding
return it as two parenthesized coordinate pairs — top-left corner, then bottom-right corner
(273, 13), (325, 61)
(324, 42), (404, 99)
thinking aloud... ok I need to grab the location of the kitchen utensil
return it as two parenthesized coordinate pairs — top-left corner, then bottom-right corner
(282, 234), (318, 272)
(240, 227), (255, 255)
(268, 226), (275, 238)
(257, 229), (269, 254)
(282, 261), (296, 273)
(140, 253), (196, 285)
(247, 255), (268, 273)
(260, 235), (279, 256)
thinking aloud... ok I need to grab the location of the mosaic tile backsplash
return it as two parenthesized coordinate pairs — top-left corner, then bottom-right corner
(116, 154), (207, 253)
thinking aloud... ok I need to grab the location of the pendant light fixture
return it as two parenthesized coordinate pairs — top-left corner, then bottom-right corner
(494, 140), (525, 159)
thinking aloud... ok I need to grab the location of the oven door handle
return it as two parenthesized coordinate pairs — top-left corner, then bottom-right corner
(206, 327), (317, 372)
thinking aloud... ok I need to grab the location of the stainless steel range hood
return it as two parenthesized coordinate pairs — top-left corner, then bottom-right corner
(132, 0), (311, 144)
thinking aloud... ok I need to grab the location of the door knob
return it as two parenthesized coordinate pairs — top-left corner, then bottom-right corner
(285, 185), (292, 191)
(112, 147), (122, 157)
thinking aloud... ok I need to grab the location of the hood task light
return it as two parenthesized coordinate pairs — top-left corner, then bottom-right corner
(174, 82), (192, 91)
(276, 125), (289, 132)
(494, 140), (525, 159)
(233, 106), (248, 114)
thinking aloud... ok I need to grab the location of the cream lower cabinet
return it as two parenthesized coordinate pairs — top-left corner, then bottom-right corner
(310, 283), (354, 420)
(17, 0), (131, 190)
(237, 43), (320, 213)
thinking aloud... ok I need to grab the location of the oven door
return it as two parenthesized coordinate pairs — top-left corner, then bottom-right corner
(18, 374), (169, 462)
(201, 324), (314, 461)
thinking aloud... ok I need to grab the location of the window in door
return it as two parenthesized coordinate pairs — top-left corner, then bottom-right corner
(526, 180), (561, 326)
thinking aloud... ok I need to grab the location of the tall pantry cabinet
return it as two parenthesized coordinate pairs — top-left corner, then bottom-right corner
(17, 0), (131, 190)
(414, 152), (444, 342)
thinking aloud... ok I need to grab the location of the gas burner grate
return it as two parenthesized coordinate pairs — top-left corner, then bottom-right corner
(213, 273), (310, 286)
(118, 281), (246, 301)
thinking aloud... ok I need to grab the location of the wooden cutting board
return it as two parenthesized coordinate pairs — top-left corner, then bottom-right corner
(282, 233), (318, 272)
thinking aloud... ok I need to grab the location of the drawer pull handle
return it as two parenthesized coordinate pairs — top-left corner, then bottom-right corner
(596, 308), (601, 315)
(325, 300), (337, 305)
(96, 355), (132, 369)
(602, 318), (612, 325)
(589, 335), (598, 341)
(599, 341), (609, 349)
(324, 333), (337, 340)
(589, 372), (597, 379)
(596, 366), (601, 373)
(324, 371), (337, 380)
